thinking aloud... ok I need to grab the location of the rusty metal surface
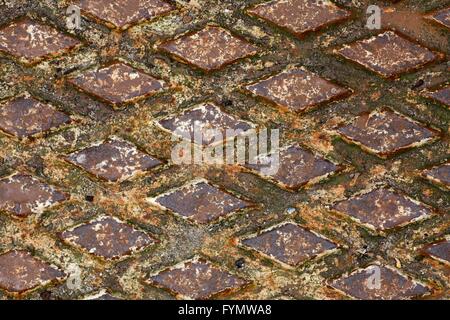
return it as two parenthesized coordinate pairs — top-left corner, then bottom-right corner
(429, 7), (450, 29)
(66, 137), (163, 182)
(0, 174), (67, 217)
(245, 68), (350, 112)
(330, 265), (430, 300)
(157, 102), (254, 145)
(241, 222), (337, 267)
(77, 0), (174, 30)
(332, 188), (433, 231)
(149, 258), (248, 299)
(337, 31), (439, 78)
(152, 180), (253, 224)
(159, 26), (258, 71)
(0, 250), (65, 294)
(68, 62), (166, 107)
(427, 85), (450, 108)
(337, 108), (440, 158)
(0, 96), (70, 138)
(425, 240), (450, 266)
(0, 17), (80, 65)
(423, 162), (450, 190)
(60, 215), (155, 260)
(0, 0), (448, 301)
(247, 0), (351, 38)
(244, 145), (340, 190)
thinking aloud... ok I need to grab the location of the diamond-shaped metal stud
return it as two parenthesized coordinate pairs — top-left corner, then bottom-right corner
(157, 102), (255, 146)
(241, 222), (337, 267)
(60, 215), (156, 260)
(66, 137), (163, 182)
(148, 258), (248, 299)
(247, 0), (351, 38)
(159, 26), (258, 71)
(67, 62), (165, 107)
(245, 68), (350, 112)
(0, 174), (68, 217)
(428, 7), (450, 29)
(337, 108), (440, 158)
(336, 31), (438, 78)
(331, 264), (429, 300)
(425, 85), (450, 108)
(0, 96), (70, 138)
(422, 162), (450, 190)
(244, 145), (340, 190)
(0, 250), (66, 294)
(0, 18), (80, 65)
(151, 180), (253, 224)
(424, 240), (450, 266)
(332, 188), (432, 231)
(77, 0), (174, 30)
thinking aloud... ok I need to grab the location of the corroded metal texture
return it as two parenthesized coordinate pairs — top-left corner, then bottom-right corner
(244, 145), (340, 190)
(425, 241), (450, 266)
(152, 180), (253, 224)
(66, 137), (162, 182)
(149, 259), (248, 299)
(429, 7), (450, 29)
(427, 85), (450, 108)
(77, 0), (174, 30)
(337, 108), (440, 158)
(331, 265), (430, 300)
(332, 188), (432, 231)
(68, 62), (166, 107)
(0, 250), (65, 294)
(245, 68), (349, 112)
(247, 0), (351, 38)
(241, 222), (337, 267)
(0, 0), (448, 301)
(422, 162), (450, 190)
(337, 31), (439, 78)
(159, 26), (258, 71)
(0, 96), (70, 138)
(0, 174), (67, 217)
(60, 215), (155, 260)
(0, 18), (80, 65)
